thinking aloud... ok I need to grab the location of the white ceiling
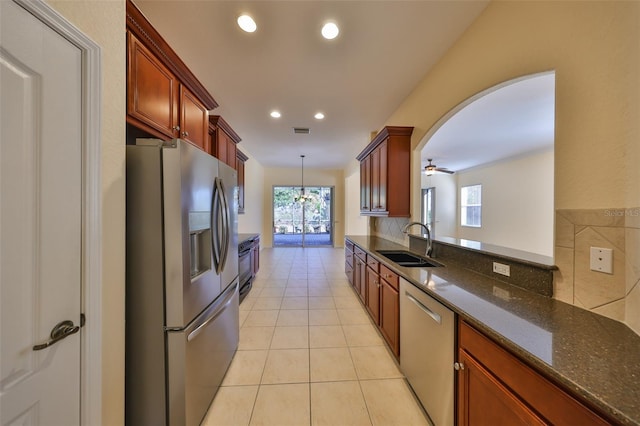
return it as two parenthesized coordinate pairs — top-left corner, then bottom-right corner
(420, 72), (556, 174)
(134, 0), (489, 168)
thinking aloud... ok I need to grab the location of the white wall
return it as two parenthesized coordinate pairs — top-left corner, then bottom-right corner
(344, 160), (368, 237)
(421, 172), (457, 239)
(237, 148), (265, 235)
(45, 1), (125, 424)
(456, 149), (554, 256)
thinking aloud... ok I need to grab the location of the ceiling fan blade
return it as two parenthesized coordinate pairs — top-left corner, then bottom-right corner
(435, 168), (455, 174)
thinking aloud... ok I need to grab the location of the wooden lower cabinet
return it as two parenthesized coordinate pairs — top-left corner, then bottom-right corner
(457, 321), (610, 426)
(379, 278), (399, 357)
(457, 349), (546, 425)
(366, 265), (380, 325)
(345, 243), (354, 285)
(353, 247), (367, 302)
(379, 265), (400, 357)
(344, 243), (400, 358)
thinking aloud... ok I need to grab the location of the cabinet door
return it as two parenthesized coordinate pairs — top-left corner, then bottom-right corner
(345, 260), (354, 285)
(371, 142), (388, 211)
(376, 141), (388, 212)
(360, 158), (371, 212)
(380, 279), (399, 357)
(353, 256), (366, 302)
(127, 32), (179, 139)
(371, 147), (380, 210)
(352, 256), (361, 292)
(457, 350), (546, 426)
(358, 257), (367, 302)
(226, 140), (237, 169)
(366, 266), (380, 325)
(236, 157), (245, 214)
(180, 85), (209, 151)
(458, 321), (610, 425)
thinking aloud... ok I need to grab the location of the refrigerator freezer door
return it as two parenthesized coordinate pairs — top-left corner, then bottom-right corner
(166, 281), (239, 426)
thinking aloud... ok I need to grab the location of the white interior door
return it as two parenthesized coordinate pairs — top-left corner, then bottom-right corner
(1, 1), (83, 424)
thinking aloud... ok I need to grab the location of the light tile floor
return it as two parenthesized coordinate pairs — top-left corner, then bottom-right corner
(202, 247), (429, 426)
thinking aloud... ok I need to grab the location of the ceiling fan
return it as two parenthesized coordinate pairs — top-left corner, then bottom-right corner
(423, 158), (454, 175)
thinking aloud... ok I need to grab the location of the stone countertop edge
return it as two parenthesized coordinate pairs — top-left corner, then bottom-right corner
(413, 234), (557, 270)
(238, 233), (260, 244)
(345, 235), (640, 426)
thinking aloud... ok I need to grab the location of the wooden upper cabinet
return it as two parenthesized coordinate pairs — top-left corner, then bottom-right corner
(126, 0), (218, 149)
(180, 85), (209, 151)
(236, 149), (248, 214)
(356, 126), (412, 217)
(360, 157), (371, 212)
(209, 115), (241, 169)
(127, 32), (180, 139)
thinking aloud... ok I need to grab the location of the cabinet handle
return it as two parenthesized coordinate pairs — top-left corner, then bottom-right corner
(454, 362), (465, 371)
(172, 125), (180, 131)
(182, 131), (190, 137)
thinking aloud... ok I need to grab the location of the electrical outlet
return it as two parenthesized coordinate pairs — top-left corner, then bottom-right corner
(492, 262), (510, 277)
(590, 247), (613, 274)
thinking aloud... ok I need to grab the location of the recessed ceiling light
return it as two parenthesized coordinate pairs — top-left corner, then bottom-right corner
(270, 110), (281, 118)
(314, 112), (325, 120)
(321, 22), (339, 40)
(237, 15), (257, 33)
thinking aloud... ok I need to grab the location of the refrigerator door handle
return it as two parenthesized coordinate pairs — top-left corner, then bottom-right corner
(218, 178), (230, 272)
(211, 178), (222, 273)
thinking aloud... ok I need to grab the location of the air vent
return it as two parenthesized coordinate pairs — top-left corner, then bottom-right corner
(293, 127), (311, 135)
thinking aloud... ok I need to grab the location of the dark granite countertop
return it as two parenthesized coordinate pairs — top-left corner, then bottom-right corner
(346, 235), (640, 425)
(238, 233), (260, 245)
(434, 235), (556, 269)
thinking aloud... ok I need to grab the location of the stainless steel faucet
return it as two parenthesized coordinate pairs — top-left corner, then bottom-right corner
(402, 222), (432, 257)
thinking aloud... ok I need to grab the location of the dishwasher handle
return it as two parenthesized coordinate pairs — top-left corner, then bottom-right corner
(405, 291), (442, 324)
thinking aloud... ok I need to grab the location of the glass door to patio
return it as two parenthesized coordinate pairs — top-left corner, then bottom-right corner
(273, 186), (334, 247)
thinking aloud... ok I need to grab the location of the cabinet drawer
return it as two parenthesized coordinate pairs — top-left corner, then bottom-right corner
(366, 255), (379, 272)
(345, 240), (354, 253)
(379, 264), (398, 290)
(354, 246), (367, 262)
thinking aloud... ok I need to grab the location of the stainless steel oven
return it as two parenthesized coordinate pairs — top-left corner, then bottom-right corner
(238, 239), (253, 302)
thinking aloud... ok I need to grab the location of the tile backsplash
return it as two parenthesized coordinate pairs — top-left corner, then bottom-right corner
(555, 208), (640, 336)
(370, 209), (640, 337)
(369, 217), (411, 246)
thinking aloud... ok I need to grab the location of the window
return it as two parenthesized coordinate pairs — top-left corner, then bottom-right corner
(461, 184), (482, 227)
(421, 187), (435, 235)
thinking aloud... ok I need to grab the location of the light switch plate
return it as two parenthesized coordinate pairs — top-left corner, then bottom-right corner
(590, 247), (613, 274)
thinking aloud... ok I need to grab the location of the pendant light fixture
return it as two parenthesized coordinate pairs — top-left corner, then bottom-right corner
(295, 155), (312, 203)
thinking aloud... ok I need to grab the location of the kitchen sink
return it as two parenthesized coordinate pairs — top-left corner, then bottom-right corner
(376, 250), (442, 268)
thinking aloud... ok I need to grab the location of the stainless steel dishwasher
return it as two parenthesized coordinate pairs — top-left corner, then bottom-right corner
(400, 277), (455, 426)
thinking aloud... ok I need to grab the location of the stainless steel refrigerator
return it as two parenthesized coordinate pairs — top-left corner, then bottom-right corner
(125, 139), (239, 426)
